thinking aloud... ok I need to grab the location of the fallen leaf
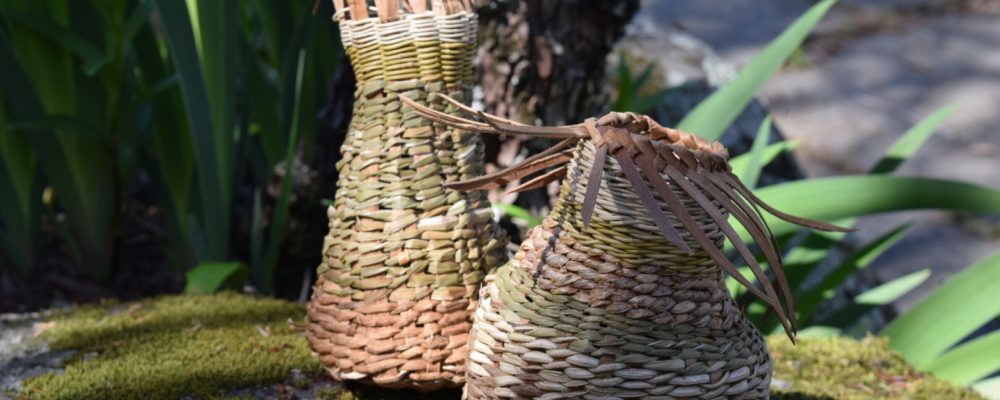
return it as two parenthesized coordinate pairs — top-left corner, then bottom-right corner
(32, 321), (56, 338)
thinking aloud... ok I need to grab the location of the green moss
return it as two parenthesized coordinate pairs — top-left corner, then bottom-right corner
(769, 336), (984, 400)
(20, 292), (322, 400)
(19, 293), (980, 399)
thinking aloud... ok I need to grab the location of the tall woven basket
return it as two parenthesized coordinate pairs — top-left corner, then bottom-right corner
(306, 0), (505, 391)
(403, 102), (850, 399)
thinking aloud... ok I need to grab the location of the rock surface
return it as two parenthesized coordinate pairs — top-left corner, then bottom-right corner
(0, 311), (73, 398)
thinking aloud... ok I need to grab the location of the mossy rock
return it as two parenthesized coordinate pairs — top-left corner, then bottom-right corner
(16, 293), (324, 399)
(768, 336), (983, 399)
(13, 293), (983, 399)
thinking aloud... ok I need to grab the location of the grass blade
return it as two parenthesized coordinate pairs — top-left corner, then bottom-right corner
(257, 49), (307, 294)
(153, 0), (230, 260)
(730, 140), (798, 182)
(677, 0), (837, 140)
(5, 11), (107, 75)
(854, 268), (930, 305)
(796, 326), (842, 337)
(0, 7), (114, 280)
(811, 268), (931, 333)
(750, 106), (958, 328)
(737, 115), (772, 189)
(972, 376), (1000, 399)
(925, 328), (1000, 385)
(744, 176), (1000, 241)
(251, 189), (264, 272)
(492, 202), (542, 228)
(881, 249), (1000, 367)
(0, 100), (39, 273)
(185, 261), (247, 294)
(870, 105), (955, 174)
(133, 22), (197, 272)
(794, 223), (912, 317)
(6, 114), (103, 138)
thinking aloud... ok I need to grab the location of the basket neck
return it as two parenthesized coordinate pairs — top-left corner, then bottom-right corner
(339, 12), (477, 87)
(549, 142), (726, 275)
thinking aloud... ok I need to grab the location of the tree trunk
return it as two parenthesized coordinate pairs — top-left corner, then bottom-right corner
(474, 0), (640, 237)
(475, 0), (639, 125)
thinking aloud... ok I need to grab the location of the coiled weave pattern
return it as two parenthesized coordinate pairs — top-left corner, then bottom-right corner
(306, 6), (504, 391)
(465, 142), (771, 399)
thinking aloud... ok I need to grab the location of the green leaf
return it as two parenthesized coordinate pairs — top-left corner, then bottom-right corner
(763, 106), (952, 274)
(6, 11), (108, 75)
(193, 0), (238, 178)
(256, 48), (307, 294)
(0, 99), (38, 273)
(121, 0), (153, 47)
(755, 224), (910, 335)
(185, 261), (247, 294)
(751, 106), (955, 331)
(855, 268), (930, 305)
(797, 326), (841, 338)
(925, 330), (1000, 386)
(808, 269), (929, 337)
(780, 228), (846, 292)
(154, 0), (231, 260)
(870, 105), (955, 174)
(882, 249), (1000, 367)
(612, 55), (634, 112)
(725, 265), (758, 297)
(677, 0), (837, 140)
(250, 189), (264, 272)
(737, 115), (773, 189)
(492, 202), (542, 228)
(245, 39), (285, 167)
(744, 176), (1000, 241)
(972, 376), (1000, 399)
(798, 224), (911, 309)
(611, 56), (676, 114)
(731, 141), (799, 179)
(249, 0), (295, 65)
(0, 10), (114, 280)
(134, 22), (197, 272)
(629, 89), (674, 115)
(5, 114), (103, 138)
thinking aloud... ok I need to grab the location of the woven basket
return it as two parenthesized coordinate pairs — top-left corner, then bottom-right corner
(306, 0), (505, 391)
(465, 142), (772, 399)
(400, 103), (851, 399)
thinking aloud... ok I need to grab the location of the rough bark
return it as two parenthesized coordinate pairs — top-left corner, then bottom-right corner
(473, 0), (639, 233)
(475, 0), (639, 125)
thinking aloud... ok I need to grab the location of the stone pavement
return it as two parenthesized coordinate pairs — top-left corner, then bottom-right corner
(631, 0), (1000, 314)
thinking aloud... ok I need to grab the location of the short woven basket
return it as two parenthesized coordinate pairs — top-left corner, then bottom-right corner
(306, 0), (505, 391)
(466, 143), (772, 399)
(400, 103), (850, 399)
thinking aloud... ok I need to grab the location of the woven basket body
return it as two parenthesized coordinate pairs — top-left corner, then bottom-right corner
(306, 9), (505, 391)
(465, 142), (771, 399)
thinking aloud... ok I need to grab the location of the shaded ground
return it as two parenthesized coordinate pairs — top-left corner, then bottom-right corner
(0, 294), (982, 399)
(635, 0), (1000, 315)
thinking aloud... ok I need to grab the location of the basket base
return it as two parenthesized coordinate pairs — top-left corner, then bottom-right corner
(464, 223), (773, 399)
(306, 273), (479, 392)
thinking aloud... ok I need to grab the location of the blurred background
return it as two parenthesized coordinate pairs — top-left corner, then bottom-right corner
(636, 0), (1000, 314)
(0, 0), (998, 395)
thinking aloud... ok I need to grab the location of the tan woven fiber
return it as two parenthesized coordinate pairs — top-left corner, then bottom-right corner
(466, 143), (771, 399)
(306, 0), (504, 391)
(401, 102), (852, 399)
